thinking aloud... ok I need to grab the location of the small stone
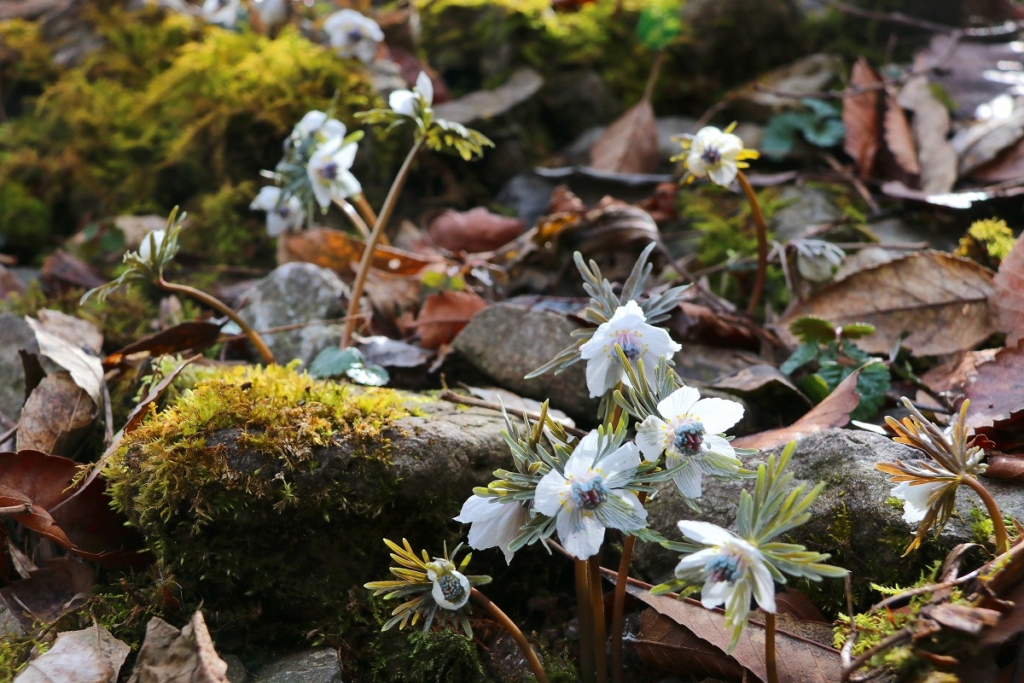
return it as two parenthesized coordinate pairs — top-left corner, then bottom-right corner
(237, 263), (348, 366)
(251, 649), (341, 683)
(0, 314), (37, 422)
(770, 186), (843, 241)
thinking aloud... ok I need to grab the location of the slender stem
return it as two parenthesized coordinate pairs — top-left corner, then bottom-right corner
(471, 589), (548, 683)
(0, 503), (32, 516)
(963, 475), (1010, 555)
(609, 491), (646, 683)
(641, 51), (665, 104)
(765, 612), (779, 683)
(735, 171), (769, 317)
(333, 198), (372, 239)
(157, 278), (276, 365)
(341, 139), (423, 348)
(588, 556), (608, 683)
(352, 193), (381, 239)
(575, 558), (596, 683)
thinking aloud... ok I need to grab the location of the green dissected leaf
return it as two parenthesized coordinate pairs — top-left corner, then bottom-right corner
(779, 342), (818, 375)
(789, 315), (837, 344)
(762, 111), (811, 159)
(637, 2), (682, 51)
(801, 97), (840, 119)
(817, 346), (890, 421)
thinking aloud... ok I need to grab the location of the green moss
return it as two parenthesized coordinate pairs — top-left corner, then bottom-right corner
(101, 364), (429, 642)
(0, 5), (381, 262)
(370, 629), (486, 683)
(0, 181), (51, 253)
(0, 634), (48, 680)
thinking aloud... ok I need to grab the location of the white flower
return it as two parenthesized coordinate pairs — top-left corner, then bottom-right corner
(290, 111), (346, 147)
(684, 126), (755, 187)
(577, 300), (681, 399)
(534, 431), (647, 560)
(674, 521), (775, 637)
(636, 386), (744, 499)
(138, 229), (166, 264)
(389, 71), (434, 118)
(250, 186), (305, 236)
(454, 495), (527, 564)
(891, 480), (946, 524)
(307, 136), (361, 209)
(201, 0), (240, 28)
(425, 559), (471, 610)
(324, 9), (384, 64)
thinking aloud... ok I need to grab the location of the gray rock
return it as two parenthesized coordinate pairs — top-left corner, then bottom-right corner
(251, 649), (341, 683)
(237, 263), (348, 366)
(224, 654), (248, 683)
(634, 428), (1024, 599)
(0, 314), (37, 422)
(541, 69), (621, 141)
(495, 173), (556, 228)
(452, 302), (756, 424)
(770, 185), (843, 241)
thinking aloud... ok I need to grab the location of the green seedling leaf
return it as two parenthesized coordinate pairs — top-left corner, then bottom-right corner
(780, 342), (818, 375)
(789, 316), (837, 344)
(799, 373), (831, 403)
(309, 347), (362, 379)
(839, 322), (876, 340)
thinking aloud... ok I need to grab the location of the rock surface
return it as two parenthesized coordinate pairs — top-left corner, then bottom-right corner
(237, 263), (348, 367)
(250, 649), (342, 683)
(633, 428), (1024, 600)
(0, 314), (36, 422)
(452, 302), (754, 424)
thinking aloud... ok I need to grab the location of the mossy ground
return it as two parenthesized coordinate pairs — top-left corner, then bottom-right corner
(0, 5), (384, 264)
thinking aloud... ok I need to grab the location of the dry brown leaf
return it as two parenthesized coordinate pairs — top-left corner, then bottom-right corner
(627, 584), (841, 683)
(921, 349), (999, 396)
(103, 322), (222, 368)
(732, 368), (861, 450)
(36, 310), (103, 356)
(0, 484), (73, 549)
(779, 252), (995, 356)
(896, 76), (957, 194)
(414, 291), (487, 349)
(992, 231), (1024, 347)
(427, 207), (524, 253)
(883, 93), (920, 176)
(39, 251), (106, 291)
(589, 99), (659, 174)
(983, 454), (1024, 482)
(964, 342), (1024, 430)
(279, 227), (438, 277)
(14, 623), (128, 683)
(2, 558), (94, 627)
(127, 612), (228, 683)
(0, 450), (79, 510)
(843, 58), (882, 179)
(17, 372), (98, 457)
(631, 609), (744, 679)
(26, 317), (105, 408)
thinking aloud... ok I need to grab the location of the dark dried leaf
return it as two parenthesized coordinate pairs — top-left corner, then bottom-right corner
(964, 342), (1024, 430)
(103, 321), (223, 368)
(992, 230), (1024, 347)
(414, 291), (487, 349)
(17, 372), (98, 457)
(0, 558), (94, 627)
(427, 208), (524, 253)
(0, 484), (73, 549)
(843, 58), (882, 179)
(279, 228), (438, 278)
(589, 99), (659, 174)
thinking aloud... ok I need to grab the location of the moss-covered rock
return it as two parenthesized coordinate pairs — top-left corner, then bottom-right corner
(102, 365), (510, 643)
(0, 5), (382, 263)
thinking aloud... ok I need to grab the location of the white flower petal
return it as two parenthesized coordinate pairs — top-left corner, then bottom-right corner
(749, 554), (776, 613)
(431, 569), (470, 610)
(534, 469), (570, 517)
(454, 496), (526, 564)
(673, 547), (719, 575)
(138, 229), (166, 263)
(676, 520), (737, 546)
(692, 397), (744, 435)
(389, 90), (417, 117)
(672, 458), (704, 499)
(701, 576), (732, 609)
(583, 350), (620, 398)
(558, 510), (605, 560)
(686, 152), (707, 178)
(415, 71), (434, 106)
(893, 481), (944, 524)
(250, 186), (282, 211)
(708, 160), (739, 187)
(657, 386), (701, 421)
(595, 441), (640, 479)
(636, 416), (670, 462)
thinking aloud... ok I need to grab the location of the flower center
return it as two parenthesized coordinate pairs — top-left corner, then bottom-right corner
(571, 477), (607, 510)
(437, 572), (467, 606)
(347, 28), (364, 43)
(701, 146), (722, 166)
(673, 418), (705, 455)
(707, 553), (741, 584)
(318, 161), (339, 180)
(614, 332), (643, 361)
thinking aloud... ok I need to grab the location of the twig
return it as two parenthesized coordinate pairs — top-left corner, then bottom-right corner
(219, 314), (368, 343)
(0, 424), (16, 447)
(841, 629), (912, 682)
(825, 0), (1023, 36)
(0, 504), (32, 516)
(437, 389), (586, 437)
(735, 171), (769, 317)
(333, 198), (372, 240)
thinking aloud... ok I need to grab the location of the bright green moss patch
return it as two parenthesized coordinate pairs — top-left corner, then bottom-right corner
(102, 364), (417, 640)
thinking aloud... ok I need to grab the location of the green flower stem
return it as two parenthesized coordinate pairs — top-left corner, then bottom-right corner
(963, 474), (1010, 555)
(766, 612), (779, 683)
(588, 556), (608, 683)
(575, 558), (597, 683)
(735, 170), (769, 317)
(471, 589), (548, 683)
(333, 198), (371, 240)
(341, 138), (424, 348)
(609, 492), (646, 683)
(156, 277), (276, 365)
